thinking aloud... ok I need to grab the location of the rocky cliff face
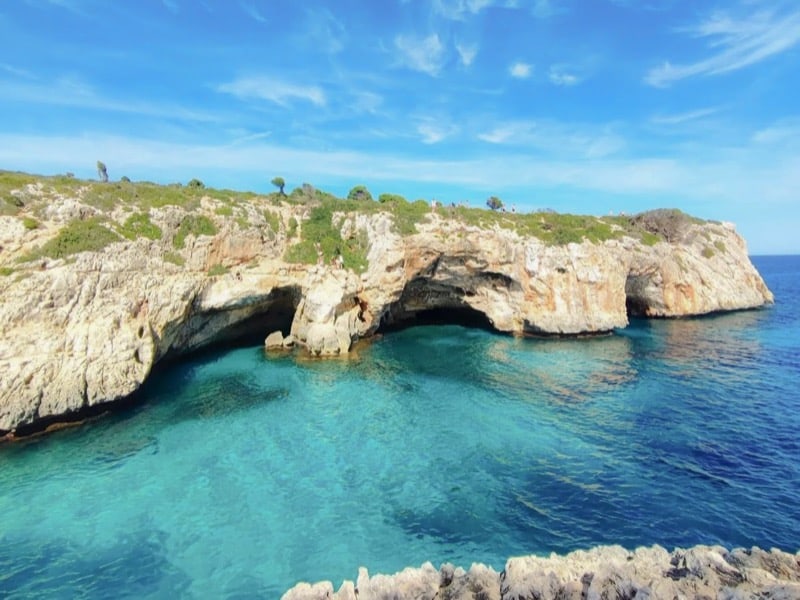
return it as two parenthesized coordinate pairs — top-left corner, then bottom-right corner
(281, 544), (800, 600)
(0, 182), (773, 435)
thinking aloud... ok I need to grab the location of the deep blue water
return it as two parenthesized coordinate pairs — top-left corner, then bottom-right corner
(1, 255), (798, 598)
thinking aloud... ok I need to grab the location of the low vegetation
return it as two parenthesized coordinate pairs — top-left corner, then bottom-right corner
(285, 204), (369, 273)
(1, 169), (712, 278)
(21, 217), (120, 261)
(173, 215), (216, 249)
(118, 212), (162, 241)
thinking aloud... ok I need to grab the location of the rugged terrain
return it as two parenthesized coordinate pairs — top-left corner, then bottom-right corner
(281, 544), (800, 599)
(0, 171), (773, 435)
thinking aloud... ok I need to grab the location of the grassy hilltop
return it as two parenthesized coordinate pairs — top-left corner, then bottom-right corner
(1, 169), (703, 277)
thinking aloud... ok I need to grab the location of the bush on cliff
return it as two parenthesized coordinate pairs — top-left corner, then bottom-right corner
(173, 215), (217, 249)
(22, 218), (121, 261)
(285, 205), (369, 273)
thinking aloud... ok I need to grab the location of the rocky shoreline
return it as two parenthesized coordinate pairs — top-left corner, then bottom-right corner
(0, 175), (774, 436)
(282, 544), (800, 599)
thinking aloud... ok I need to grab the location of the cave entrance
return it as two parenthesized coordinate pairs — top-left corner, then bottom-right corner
(378, 305), (495, 333)
(161, 285), (302, 362)
(212, 286), (300, 347)
(376, 277), (496, 334)
(625, 273), (653, 318)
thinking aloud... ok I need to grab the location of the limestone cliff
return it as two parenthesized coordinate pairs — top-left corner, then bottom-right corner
(0, 175), (773, 435)
(280, 544), (800, 599)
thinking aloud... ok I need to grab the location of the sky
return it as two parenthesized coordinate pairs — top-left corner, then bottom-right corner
(0, 0), (799, 254)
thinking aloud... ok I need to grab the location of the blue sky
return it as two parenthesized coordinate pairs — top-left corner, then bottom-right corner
(1, 0), (799, 254)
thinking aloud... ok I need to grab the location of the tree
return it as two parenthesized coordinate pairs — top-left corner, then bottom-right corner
(486, 196), (503, 211)
(96, 161), (108, 183)
(271, 176), (285, 195)
(347, 185), (373, 202)
(187, 178), (205, 189)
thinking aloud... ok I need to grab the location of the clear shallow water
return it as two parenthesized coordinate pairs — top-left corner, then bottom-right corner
(1, 256), (799, 598)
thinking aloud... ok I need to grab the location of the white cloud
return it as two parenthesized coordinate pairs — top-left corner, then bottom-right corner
(456, 42), (478, 66)
(478, 120), (625, 158)
(509, 61), (533, 78)
(0, 76), (222, 122)
(394, 34), (446, 76)
(417, 121), (458, 144)
(752, 118), (800, 145)
(433, 0), (495, 20)
(217, 76), (326, 106)
(303, 8), (346, 54)
(650, 107), (720, 125)
(0, 63), (36, 79)
(646, 7), (800, 87)
(240, 2), (267, 23)
(548, 66), (580, 86)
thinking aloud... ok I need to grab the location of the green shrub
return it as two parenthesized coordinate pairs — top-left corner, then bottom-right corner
(285, 204), (370, 273)
(22, 216), (39, 230)
(388, 199), (430, 235)
(163, 251), (185, 266)
(378, 193), (407, 204)
(208, 263), (229, 276)
(187, 178), (205, 189)
(714, 240), (727, 253)
(119, 212), (162, 241)
(702, 246), (715, 259)
(215, 205), (233, 217)
(236, 215), (250, 230)
(287, 216), (298, 238)
(640, 231), (661, 246)
(173, 215), (217, 249)
(263, 210), (281, 233)
(0, 266), (14, 277)
(22, 218), (120, 261)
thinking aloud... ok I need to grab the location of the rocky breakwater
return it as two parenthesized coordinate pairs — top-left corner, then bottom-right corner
(281, 544), (800, 599)
(0, 174), (773, 436)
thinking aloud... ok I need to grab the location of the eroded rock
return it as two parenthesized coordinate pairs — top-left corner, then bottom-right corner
(281, 545), (800, 600)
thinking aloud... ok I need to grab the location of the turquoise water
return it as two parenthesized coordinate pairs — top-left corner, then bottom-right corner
(1, 256), (799, 598)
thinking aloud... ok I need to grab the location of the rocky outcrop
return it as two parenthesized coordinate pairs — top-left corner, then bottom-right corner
(281, 544), (800, 599)
(0, 189), (773, 435)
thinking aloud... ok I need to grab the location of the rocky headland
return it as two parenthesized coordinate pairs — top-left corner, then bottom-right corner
(281, 544), (800, 599)
(0, 171), (773, 436)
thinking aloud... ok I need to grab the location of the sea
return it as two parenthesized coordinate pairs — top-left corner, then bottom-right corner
(0, 255), (798, 598)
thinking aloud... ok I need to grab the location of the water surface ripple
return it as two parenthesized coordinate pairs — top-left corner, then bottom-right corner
(1, 256), (798, 598)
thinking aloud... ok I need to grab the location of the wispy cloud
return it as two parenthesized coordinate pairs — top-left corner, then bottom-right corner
(0, 76), (222, 122)
(478, 120), (625, 158)
(416, 120), (458, 144)
(752, 118), (800, 146)
(302, 8), (346, 54)
(0, 63), (36, 79)
(650, 106), (720, 125)
(433, 0), (495, 20)
(548, 65), (580, 86)
(456, 42), (478, 66)
(646, 7), (800, 87)
(509, 61), (533, 79)
(394, 34), (446, 76)
(240, 2), (267, 23)
(217, 76), (326, 106)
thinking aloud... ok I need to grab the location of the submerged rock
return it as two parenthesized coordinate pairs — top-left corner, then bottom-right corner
(281, 545), (800, 600)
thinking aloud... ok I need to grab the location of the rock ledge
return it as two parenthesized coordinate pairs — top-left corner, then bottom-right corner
(282, 544), (800, 600)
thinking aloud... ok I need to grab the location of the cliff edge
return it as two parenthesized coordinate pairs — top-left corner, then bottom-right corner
(0, 172), (773, 435)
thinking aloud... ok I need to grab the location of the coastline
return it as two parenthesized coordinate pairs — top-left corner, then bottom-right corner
(282, 544), (800, 599)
